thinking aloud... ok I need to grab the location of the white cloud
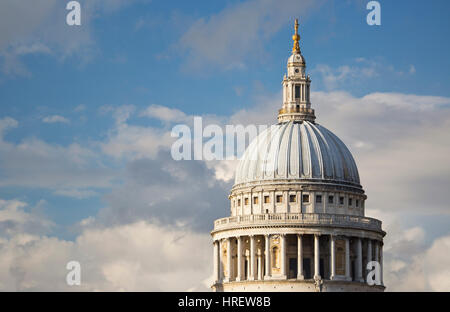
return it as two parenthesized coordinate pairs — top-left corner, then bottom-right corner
(314, 63), (377, 90)
(2, 87), (450, 291)
(97, 150), (230, 231)
(312, 58), (417, 90)
(14, 42), (52, 55)
(384, 231), (450, 291)
(0, 117), (18, 134)
(0, 117), (117, 196)
(74, 104), (86, 112)
(53, 188), (98, 199)
(100, 104), (224, 160)
(0, 199), (53, 238)
(0, 0), (140, 78)
(179, 0), (319, 71)
(1, 195), (449, 291)
(140, 104), (188, 123)
(0, 199), (212, 291)
(42, 115), (70, 124)
(101, 120), (174, 160)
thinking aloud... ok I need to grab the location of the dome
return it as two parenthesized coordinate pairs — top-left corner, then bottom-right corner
(234, 120), (360, 187)
(288, 53), (305, 65)
(212, 20), (385, 293)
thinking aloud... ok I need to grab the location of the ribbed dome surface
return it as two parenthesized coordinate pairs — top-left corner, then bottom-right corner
(234, 121), (360, 186)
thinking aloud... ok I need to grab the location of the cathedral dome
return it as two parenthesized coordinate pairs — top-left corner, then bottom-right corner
(234, 120), (360, 187)
(212, 19), (384, 293)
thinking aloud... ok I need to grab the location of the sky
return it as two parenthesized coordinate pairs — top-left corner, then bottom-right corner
(0, 0), (449, 291)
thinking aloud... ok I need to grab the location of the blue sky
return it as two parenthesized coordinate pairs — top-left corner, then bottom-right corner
(0, 0), (450, 291)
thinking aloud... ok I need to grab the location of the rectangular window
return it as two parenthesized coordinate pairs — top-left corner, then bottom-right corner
(238, 199), (241, 206)
(244, 198), (249, 205)
(295, 85), (300, 99)
(348, 198), (352, 206)
(356, 199), (359, 207)
(264, 196), (270, 204)
(339, 197), (344, 205)
(276, 195), (283, 203)
(289, 195), (296, 203)
(253, 197), (259, 205)
(328, 195), (334, 204)
(316, 195), (322, 203)
(302, 194), (310, 203)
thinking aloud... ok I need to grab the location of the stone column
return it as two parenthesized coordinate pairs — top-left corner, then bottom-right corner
(367, 239), (373, 265)
(297, 234), (304, 280)
(236, 236), (242, 282)
(345, 237), (351, 281)
(225, 237), (232, 282)
(330, 235), (336, 280)
(380, 244), (384, 285)
(257, 250), (262, 280)
(264, 234), (271, 279)
(375, 241), (380, 263)
(249, 235), (256, 280)
(356, 237), (363, 282)
(314, 234), (321, 280)
(281, 234), (287, 278)
(213, 240), (220, 283)
(246, 254), (250, 280)
(303, 84), (306, 102)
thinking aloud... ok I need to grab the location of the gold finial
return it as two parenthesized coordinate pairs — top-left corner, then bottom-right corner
(292, 18), (300, 53)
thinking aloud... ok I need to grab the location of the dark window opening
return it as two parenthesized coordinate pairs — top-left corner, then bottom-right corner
(295, 85), (300, 99)
(320, 258), (325, 278)
(328, 195), (334, 204)
(276, 195), (283, 203)
(302, 194), (310, 203)
(303, 258), (311, 279)
(289, 258), (297, 279)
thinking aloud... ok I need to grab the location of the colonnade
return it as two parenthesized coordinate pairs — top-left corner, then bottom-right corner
(213, 234), (383, 285)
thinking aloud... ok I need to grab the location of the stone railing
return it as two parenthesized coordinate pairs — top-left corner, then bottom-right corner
(213, 213), (382, 232)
